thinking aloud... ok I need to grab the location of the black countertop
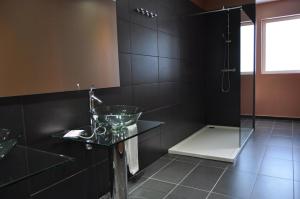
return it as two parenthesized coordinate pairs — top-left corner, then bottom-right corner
(0, 145), (73, 189)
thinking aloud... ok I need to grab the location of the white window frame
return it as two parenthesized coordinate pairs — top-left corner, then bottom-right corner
(261, 14), (300, 74)
(240, 21), (255, 75)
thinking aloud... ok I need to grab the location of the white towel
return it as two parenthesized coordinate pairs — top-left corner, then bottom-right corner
(125, 124), (139, 175)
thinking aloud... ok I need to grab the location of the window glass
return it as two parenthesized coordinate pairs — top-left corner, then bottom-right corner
(241, 24), (254, 74)
(263, 16), (300, 73)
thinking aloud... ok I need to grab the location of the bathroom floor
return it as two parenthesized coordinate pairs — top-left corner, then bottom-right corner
(128, 119), (300, 199)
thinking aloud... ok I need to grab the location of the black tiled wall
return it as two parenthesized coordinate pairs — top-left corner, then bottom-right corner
(200, 9), (241, 127)
(0, 0), (205, 198)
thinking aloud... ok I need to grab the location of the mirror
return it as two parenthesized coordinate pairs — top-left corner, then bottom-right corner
(240, 8), (255, 146)
(0, 0), (119, 97)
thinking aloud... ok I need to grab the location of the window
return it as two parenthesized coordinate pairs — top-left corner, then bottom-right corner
(262, 15), (300, 74)
(240, 23), (255, 74)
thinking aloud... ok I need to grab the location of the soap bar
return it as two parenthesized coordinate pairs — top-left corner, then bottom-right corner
(63, 130), (84, 138)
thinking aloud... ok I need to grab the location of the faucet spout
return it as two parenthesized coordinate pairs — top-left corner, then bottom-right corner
(91, 95), (103, 104)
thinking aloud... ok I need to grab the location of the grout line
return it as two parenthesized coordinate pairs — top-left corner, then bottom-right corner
(174, 158), (229, 170)
(271, 135), (293, 138)
(149, 176), (211, 193)
(148, 178), (177, 185)
(162, 161), (202, 199)
(205, 167), (228, 199)
(119, 16), (184, 39)
(180, 184), (210, 193)
(248, 120), (275, 198)
(30, 169), (88, 197)
(210, 191), (243, 199)
(257, 173), (294, 181)
(129, 157), (177, 194)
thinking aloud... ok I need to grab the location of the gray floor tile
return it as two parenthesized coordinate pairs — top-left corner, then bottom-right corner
(250, 175), (293, 199)
(264, 146), (293, 160)
(272, 128), (292, 137)
(294, 128), (300, 136)
(241, 119), (252, 127)
(295, 181), (300, 199)
(274, 120), (292, 129)
(239, 144), (266, 160)
(198, 159), (230, 169)
(267, 136), (293, 148)
(294, 122), (300, 134)
(208, 193), (238, 199)
(165, 186), (208, 199)
(229, 155), (262, 174)
(181, 165), (224, 191)
(129, 179), (174, 199)
(128, 176), (148, 192)
(294, 147), (300, 162)
(213, 170), (256, 199)
(254, 127), (272, 135)
(246, 137), (267, 147)
(294, 121), (300, 128)
(293, 135), (300, 147)
(161, 153), (178, 161)
(294, 161), (300, 181)
(141, 157), (173, 178)
(255, 120), (273, 128)
(246, 133), (270, 146)
(259, 157), (293, 179)
(152, 160), (195, 183)
(172, 154), (201, 165)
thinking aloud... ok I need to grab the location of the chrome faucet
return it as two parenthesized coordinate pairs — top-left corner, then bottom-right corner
(89, 87), (103, 135)
(80, 88), (103, 150)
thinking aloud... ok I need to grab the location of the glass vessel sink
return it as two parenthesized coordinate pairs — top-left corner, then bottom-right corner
(94, 105), (142, 132)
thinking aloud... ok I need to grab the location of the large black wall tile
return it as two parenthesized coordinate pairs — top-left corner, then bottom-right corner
(119, 53), (132, 86)
(22, 92), (89, 145)
(132, 55), (158, 85)
(159, 58), (180, 82)
(95, 87), (132, 106)
(159, 83), (178, 107)
(117, 19), (131, 53)
(0, 97), (26, 144)
(131, 24), (158, 56)
(157, 2), (179, 36)
(117, 0), (130, 21)
(85, 161), (110, 199)
(30, 170), (86, 199)
(138, 128), (163, 169)
(133, 84), (159, 111)
(158, 32), (180, 58)
(0, 179), (29, 199)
